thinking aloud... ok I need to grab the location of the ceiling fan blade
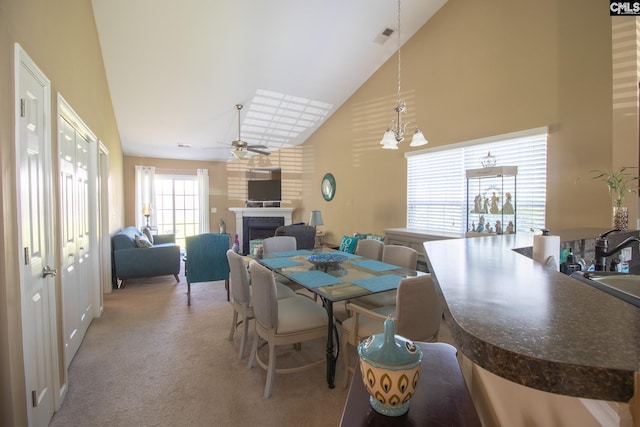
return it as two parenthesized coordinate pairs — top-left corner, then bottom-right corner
(247, 147), (270, 155)
(246, 144), (268, 149)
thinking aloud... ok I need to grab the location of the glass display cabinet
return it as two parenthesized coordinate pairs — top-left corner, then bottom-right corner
(466, 166), (517, 237)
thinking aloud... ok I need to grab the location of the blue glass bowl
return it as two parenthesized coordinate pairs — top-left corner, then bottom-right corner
(307, 253), (348, 269)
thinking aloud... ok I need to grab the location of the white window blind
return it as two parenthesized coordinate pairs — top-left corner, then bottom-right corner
(406, 128), (548, 234)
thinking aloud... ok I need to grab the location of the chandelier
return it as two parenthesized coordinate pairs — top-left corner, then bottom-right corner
(380, 0), (428, 150)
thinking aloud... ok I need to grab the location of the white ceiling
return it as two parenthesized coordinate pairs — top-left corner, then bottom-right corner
(92, 0), (446, 162)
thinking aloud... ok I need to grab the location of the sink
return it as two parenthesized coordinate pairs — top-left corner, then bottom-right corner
(571, 271), (640, 308)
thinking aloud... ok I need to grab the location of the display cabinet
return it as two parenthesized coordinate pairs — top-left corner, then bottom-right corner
(466, 166), (517, 237)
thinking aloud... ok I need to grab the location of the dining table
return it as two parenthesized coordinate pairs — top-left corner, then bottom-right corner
(256, 246), (425, 389)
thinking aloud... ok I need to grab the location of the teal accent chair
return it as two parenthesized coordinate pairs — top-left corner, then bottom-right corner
(185, 233), (230, 305)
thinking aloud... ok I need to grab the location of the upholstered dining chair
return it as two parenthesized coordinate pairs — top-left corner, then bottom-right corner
(227, 250), (296, 359)
(261, 235), (297, 257)
(185, 233), (230, 305)
(351, 245), (419, 309)
(340, 274), (442, 387)
(355, 239), (384, 261)
(382, 244), (418, 270)
(275, 224), (316, 250)
(248, 261), (328, 398)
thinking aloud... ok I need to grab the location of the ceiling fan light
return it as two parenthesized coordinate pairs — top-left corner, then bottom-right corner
(231, 149), (247, 160)
(409, 129), (428, 147)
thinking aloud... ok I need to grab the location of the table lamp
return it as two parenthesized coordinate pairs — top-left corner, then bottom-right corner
(142, 203), (151, 227)
(309, 210), (324, 247)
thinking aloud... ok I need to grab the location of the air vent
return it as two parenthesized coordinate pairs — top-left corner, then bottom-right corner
(374, 27), (395, 44)
(177, 143), (191, 148)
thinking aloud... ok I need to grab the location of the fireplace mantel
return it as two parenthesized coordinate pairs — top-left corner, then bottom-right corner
(229, 207), (294, 253)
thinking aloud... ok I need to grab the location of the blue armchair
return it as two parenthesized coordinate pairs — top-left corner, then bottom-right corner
(185, 233), (231, 305)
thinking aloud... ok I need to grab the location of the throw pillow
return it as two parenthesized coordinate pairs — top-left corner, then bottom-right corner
(141, 226), (154, 244)
(366, 234), (385, 242)
(339, 235), (360, 254)
(135, 234), (153, 248)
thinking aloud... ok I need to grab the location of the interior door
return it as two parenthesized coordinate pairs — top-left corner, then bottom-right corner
(59, 115), (93, 367)
(16, 44), (58, 427)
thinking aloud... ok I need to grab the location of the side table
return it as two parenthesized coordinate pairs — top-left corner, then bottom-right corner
(339, 342), (481, 426)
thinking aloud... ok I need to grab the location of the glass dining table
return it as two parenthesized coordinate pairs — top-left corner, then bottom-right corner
(256, 246), (425, 389)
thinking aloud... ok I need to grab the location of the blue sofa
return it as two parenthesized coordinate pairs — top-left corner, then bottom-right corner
(111, 226), (181, 287)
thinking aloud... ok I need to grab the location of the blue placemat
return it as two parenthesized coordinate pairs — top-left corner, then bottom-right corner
(260, 257), (302, 269)
(351, 259), (400, 272)
(288, 271), (343, 289)
(333, 251), (362, 259)
(352, 274), (403, 293)
(273, 249), (314, 257)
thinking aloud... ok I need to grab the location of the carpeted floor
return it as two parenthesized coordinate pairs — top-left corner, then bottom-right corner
(49, 272), (353, 427)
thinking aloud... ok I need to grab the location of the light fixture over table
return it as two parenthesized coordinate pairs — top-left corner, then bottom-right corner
(380, 0), (428, 150)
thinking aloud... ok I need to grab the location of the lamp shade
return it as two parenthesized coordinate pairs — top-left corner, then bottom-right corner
(142, 203), (151, 216)
(380, 130), (397, 148)
(232, 149), (247, 160)
(309, 210), (324, 227)
(409, 129), (428, 147)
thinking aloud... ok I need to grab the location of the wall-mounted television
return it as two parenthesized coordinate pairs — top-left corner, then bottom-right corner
(248, 179), (281, 201)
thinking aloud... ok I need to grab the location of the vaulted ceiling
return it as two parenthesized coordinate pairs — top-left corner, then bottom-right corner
(92, 0), (446, 161)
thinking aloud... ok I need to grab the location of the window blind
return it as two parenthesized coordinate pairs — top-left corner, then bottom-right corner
(406, 128), (548, 234)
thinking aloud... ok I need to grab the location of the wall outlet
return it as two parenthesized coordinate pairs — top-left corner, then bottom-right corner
(620, 247), (632, 262)
(210, 207), (217, 213)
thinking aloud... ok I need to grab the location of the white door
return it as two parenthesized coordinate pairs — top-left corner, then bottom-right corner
(59, 114), (94, 367)
(15, 44), (58, 427)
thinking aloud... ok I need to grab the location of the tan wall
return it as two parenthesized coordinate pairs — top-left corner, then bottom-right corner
(302, 0), (619, 244)
(0, 0), (123, 424)
(124, 149), (311, 238)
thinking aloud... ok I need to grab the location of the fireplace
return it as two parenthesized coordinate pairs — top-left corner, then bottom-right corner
(243, 216), (284, 255)
(229, 207), (294, 254)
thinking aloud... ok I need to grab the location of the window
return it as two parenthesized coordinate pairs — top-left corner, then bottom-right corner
(154, 175), (199, 248)
(406, 127), (547, 234)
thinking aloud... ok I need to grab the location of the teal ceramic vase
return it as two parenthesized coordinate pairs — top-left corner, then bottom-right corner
(357, 317), (423, 417)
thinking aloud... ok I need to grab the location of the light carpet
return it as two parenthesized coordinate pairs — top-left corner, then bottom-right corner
(49, 273), (350, 427)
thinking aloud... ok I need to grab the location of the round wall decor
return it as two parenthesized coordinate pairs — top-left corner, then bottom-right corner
(321, 173), (336, 201)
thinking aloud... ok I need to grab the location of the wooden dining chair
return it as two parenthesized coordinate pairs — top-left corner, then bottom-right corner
(248, 261), (328, 398)
(340, 274), (442, 388)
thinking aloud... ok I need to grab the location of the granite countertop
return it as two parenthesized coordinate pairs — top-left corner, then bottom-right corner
(424, 233), (640, 402)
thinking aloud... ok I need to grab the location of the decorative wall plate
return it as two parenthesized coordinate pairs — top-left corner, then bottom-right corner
(321, 173), (336, 201)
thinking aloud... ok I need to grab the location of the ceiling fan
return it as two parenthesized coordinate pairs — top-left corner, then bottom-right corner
(228, 104), (270, 159)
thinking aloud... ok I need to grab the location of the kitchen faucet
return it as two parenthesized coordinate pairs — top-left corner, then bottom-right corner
(594, 228), (640, 271)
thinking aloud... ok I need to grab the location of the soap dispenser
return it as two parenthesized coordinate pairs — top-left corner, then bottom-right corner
(560, 248), (582, 275)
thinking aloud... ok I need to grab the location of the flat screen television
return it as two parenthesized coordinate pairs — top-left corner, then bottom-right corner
(248, 179), (281, 201)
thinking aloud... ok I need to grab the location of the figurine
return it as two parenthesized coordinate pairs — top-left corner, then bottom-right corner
(473, 194), (483, 213)
(219, 218), (227, 234)
(495, 220), (502, 234)
(471, 221), (476, 232)
(502, 192), (514, 214)
(506, 221), (514, 234)
(485, 222), (493, 233)
(490, 192), (499, 214)
(482, 198), (489, 214)
(476, 216), (485, 232)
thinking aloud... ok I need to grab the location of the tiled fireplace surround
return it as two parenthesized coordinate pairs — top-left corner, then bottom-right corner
(229, 208), (294, 255)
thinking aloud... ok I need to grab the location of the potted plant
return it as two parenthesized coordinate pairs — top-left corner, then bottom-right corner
(591, 166), (640, 231)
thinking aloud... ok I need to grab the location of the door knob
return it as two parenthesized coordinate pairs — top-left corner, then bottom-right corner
(42, 266), (57, 278)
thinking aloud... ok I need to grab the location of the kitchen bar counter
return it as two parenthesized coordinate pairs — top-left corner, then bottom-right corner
(424, 233), (639, 402)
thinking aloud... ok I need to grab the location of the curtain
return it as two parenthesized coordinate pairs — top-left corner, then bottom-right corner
(197, 168), (210, 233)
(134, 165), (156, 229)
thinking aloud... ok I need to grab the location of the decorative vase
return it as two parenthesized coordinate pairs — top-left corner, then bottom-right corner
(357, 317), (422, 417)
(613, 206), (629, 231)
